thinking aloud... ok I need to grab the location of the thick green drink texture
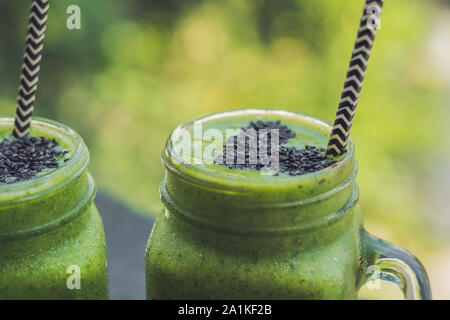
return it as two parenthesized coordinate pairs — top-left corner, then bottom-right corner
(146, 109), (365, 299)
(0, 118), (109, 299)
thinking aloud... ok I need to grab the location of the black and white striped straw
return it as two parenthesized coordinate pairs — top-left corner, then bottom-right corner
(13, 0), (50, 139)
(326, 0), (384, 157)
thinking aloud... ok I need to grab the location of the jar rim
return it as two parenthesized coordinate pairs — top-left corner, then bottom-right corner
(163, 108), (354, 193)
(0, 116), (88, 204)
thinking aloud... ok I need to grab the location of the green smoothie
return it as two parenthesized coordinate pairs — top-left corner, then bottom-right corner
(146, 109), (431, 300)
(0, 117), (109, 299)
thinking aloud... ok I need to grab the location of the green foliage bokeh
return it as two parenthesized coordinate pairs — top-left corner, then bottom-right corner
(0, 0), (447, 257)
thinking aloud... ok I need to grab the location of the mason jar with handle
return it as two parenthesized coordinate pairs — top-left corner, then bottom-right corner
(145, 109), (431, 300)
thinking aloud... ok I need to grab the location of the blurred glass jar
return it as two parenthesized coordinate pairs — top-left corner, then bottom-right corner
(0, 117), (109, 299)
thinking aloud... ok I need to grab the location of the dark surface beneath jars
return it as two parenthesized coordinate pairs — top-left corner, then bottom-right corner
(95, 192), (154, 300)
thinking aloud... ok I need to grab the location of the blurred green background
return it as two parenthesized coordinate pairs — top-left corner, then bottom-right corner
(1, 0), (449, 299)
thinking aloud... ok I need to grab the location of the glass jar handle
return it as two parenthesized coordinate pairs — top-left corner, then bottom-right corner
(360, 231), (432, 300)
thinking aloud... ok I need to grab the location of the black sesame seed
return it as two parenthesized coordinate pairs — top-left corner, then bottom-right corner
(0, 136), (69, 184)
(214, 120), (336, 176)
